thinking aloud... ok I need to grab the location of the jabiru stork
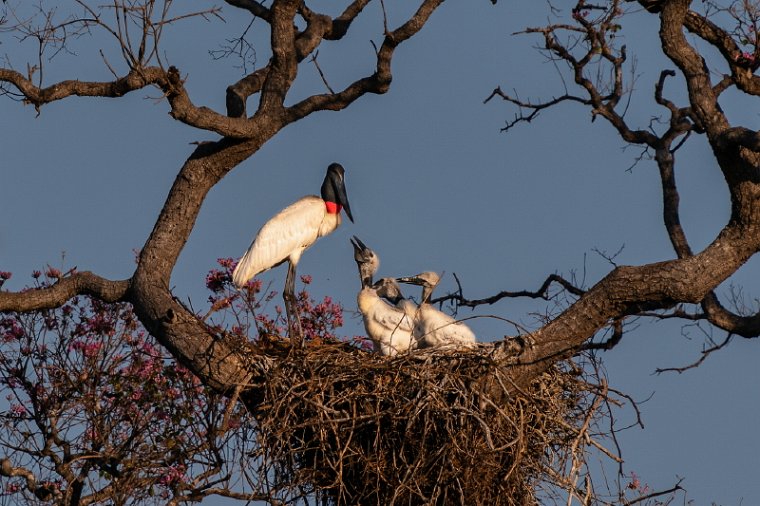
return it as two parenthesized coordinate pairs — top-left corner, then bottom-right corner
(232, 163), (354, 339)
(397, 271), (477, 349)
(351, 236), (416, 355)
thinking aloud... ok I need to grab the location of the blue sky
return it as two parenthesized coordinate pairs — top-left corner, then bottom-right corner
(2, 1), (759, 503)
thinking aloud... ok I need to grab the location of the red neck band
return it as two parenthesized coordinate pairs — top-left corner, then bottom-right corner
(325, 201), (342, 214)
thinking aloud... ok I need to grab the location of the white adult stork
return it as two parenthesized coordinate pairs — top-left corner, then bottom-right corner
(351, 236), (416, 356)
(232, 163), (354, 336)
(396, 271), (477, 349)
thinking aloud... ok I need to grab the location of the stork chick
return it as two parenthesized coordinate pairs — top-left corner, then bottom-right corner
(351, 236), (416, 356)
(397, 271), (477, 349)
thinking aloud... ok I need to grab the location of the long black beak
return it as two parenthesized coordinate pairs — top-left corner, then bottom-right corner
(336, 178), (354, 223)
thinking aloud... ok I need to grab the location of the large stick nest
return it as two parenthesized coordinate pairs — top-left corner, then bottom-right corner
(242, 341), (594, 505)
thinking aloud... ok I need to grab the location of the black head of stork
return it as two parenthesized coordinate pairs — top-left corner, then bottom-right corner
(321, 163), (354, 223)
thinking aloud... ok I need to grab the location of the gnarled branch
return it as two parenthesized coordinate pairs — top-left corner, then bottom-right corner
(0, 271), (128, 312)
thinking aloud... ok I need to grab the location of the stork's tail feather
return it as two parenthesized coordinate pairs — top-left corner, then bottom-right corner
(232, 250), (258, 288)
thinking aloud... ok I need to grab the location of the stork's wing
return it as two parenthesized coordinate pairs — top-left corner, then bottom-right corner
(373, 303), (414, 334)
(418, 306), (476, 345)
(232, 196), (325, 287)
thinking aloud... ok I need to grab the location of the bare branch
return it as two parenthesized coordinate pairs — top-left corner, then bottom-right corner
(284, 0), (445, 122)
(224, 0), (271, 21)
(494, 2), (661, 146)
(484, 86), (591, 132)
(0, 271), (128, 312)
(659, 1), (730, 136)
(431, 273), (585, 309)
(225, 1), (372, 117)
(622, 478), (685, 506)
(582, 319), (624, 351)
(655, 333), (733, 374)
(700, 292), (760, 338)
(309, 51), (335, 94)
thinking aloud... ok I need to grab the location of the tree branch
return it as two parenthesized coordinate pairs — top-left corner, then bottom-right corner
(284, 0), (444, 122)
(224, 0), (271, 21)
(0, 65), (261, 138)
(659, 1), (730, 138)
(430, 273), (585, 308)
(502, 220), (760, 384)
(655, 333), (732, 374)
(225, 1), (372, 117)
(0, 271), (129, 312)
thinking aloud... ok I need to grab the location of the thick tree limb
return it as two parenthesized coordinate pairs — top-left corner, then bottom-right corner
(659, 1), (730, 139)
(683, 9), (760, 96)
(0, 65), (259, 137)
(257, 1), (300, 114)
(0, 67), (165, 105)
(225, 1), (372, 117)
(0, 272), (128, 311)
(501, 220), (760, 385)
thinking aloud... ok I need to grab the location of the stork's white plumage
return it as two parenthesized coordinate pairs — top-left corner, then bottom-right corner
(232, 163), (353, 340)
(232, 196), (341, 287)
(397, 271), (477, 349)
(232, 163), (353, 292)
(351, 237), (416, 356)
(358, 278), (416, 355)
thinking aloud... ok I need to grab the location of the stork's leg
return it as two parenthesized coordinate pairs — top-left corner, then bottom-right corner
(284, 261), (303, 346)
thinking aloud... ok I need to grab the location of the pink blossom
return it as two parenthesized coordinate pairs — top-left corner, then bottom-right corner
(217, 257), (235, 269)
(9, 403), (27, 417)
(627, 471), (640, 490)
(158, 464), (187, 487)
(4, 482), (21, 493)
(243, 278), (262, 293)
(205, 269), (228, 292)
(85, 427), (100, 442)
(1, 317), (24, 341)
(69, 340), (102, 358)
(85, 312), (115, 336)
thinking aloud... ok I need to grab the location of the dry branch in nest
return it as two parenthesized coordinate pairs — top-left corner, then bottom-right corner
(241, 341), (600, 506)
